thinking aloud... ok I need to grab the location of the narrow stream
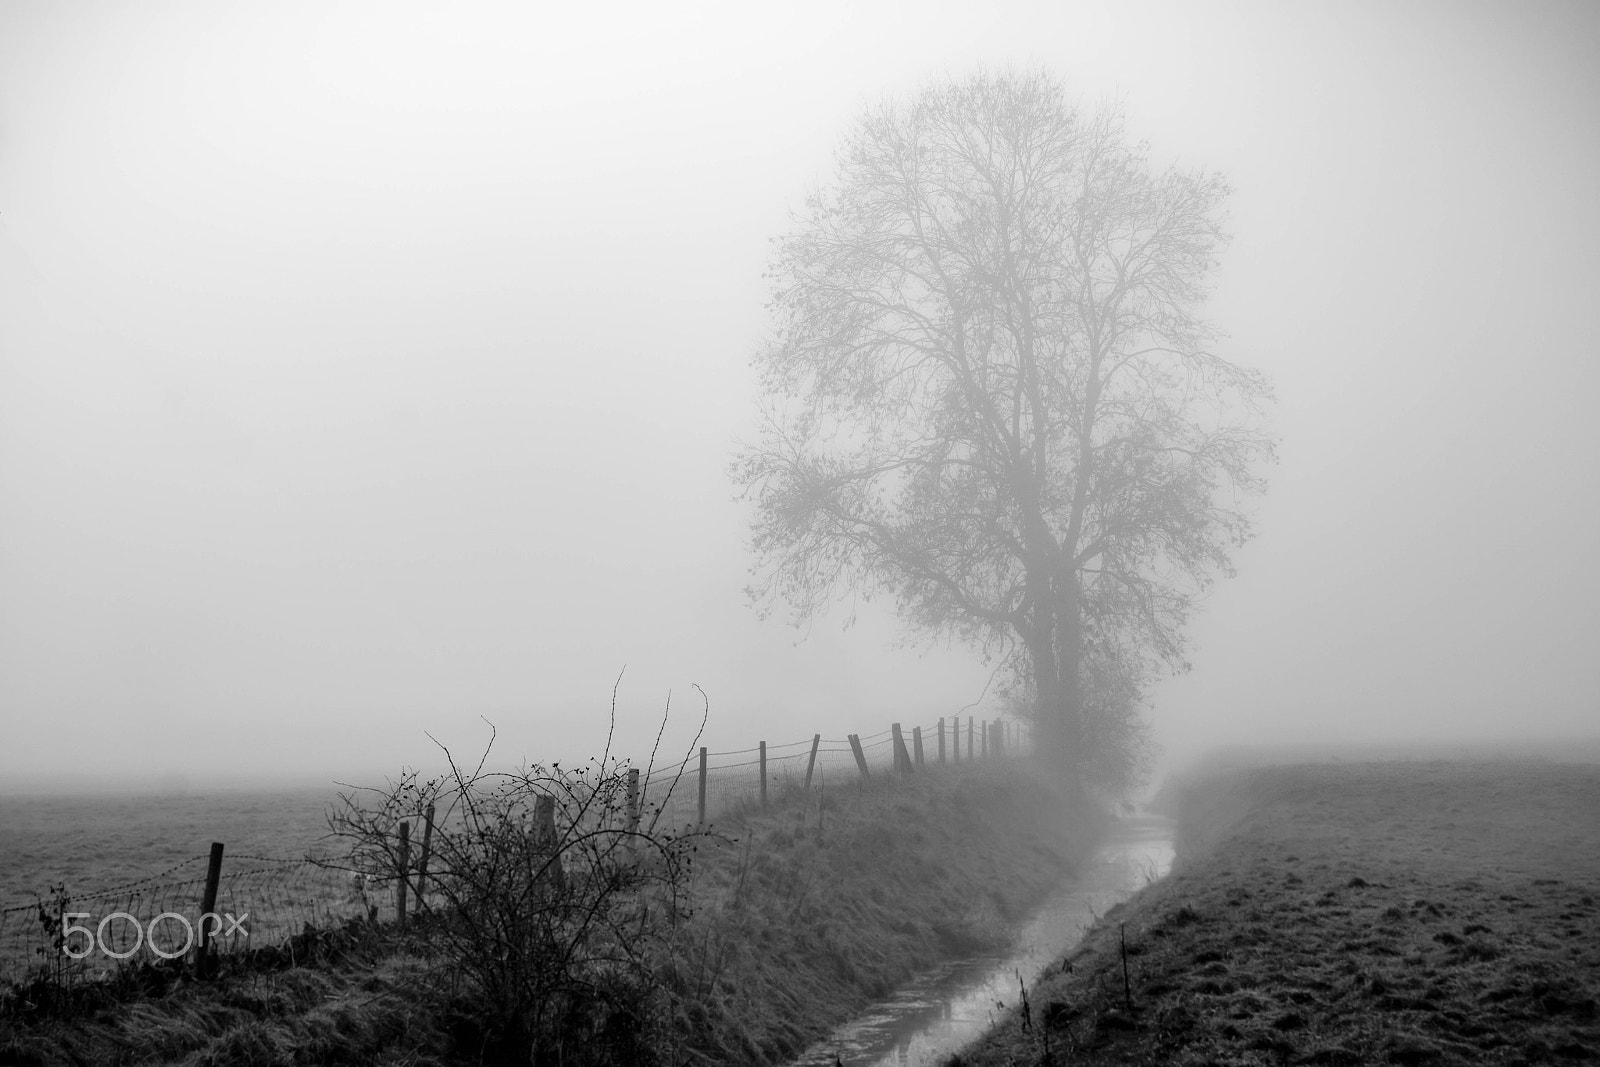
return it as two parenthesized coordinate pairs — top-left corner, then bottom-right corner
(787, 812), (1175, 1067)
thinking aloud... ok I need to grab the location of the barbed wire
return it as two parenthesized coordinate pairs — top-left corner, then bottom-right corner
(2, 716), (1032, 983)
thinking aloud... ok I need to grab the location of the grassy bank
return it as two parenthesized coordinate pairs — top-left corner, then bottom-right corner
(665, 759), (1102, 1062)
(0, 757), (1101, 1066)
(956, 759), (1600, 1066)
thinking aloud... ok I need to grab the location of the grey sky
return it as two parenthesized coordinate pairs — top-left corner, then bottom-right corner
(2, 1), (1596, 789)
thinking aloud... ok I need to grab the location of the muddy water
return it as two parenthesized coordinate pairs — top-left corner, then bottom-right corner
(787, 813), (1175, 1067)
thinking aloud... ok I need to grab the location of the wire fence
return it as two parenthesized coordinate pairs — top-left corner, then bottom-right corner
(0, 850), (369, 987)
(0, 714), (1030, 988)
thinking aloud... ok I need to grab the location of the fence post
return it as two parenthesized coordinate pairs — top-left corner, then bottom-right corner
(396, 820), (410, 928)
(415, 804), (435, 914)
(818, 772), (826, 845)
(848, 733), (871, 781)
(969, 716), (975, 760)
(535, 794), (566, 893)
(196, 841), (224, 978)
(626, 768), (640, 835)
(698, 746), (708, 826)
(912, 726), (925, 768)
(890, 723), (906, 774)
(760, 740), (768, 810)
(981, 717), (988, 759)
(938, 717), (946, 763)
(803, 733), (821, 790)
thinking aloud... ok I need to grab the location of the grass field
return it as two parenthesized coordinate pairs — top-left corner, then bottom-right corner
(956, 759), (1600, 1066)
(0, 787), (376, 986)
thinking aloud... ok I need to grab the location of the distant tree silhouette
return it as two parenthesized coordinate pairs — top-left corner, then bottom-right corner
(735, 70), (1273, 783)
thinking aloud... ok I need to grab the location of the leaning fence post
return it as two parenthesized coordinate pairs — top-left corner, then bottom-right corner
(626, 768), (640, 834)
(535, 794), (567, 893)
(818, 770), (826, 844)
(760, 740), (768, 811)
(396, 820), (410, 928)
(912, 726), (925, 768)
(698, 747), (708, 826)
(626, 768), (641, 866)
(848, 733), (871, 781)
(938, 717), (946, 763)
(890, 723), (906, 774)
(196, 841), (224, 978)
(803, 733), (821, 790)
(415, 804), (435, 914)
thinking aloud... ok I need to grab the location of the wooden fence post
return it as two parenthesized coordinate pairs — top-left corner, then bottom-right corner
(912, 726), (925, 768)
(535, 794), (566, 893)
(415, 804), (435, 914)
(848, 733), (871, 781)
(803, 733), (821, 790)
(818, 772), (826, 845)
(626, 768), (640, 835)
(396, 820), (410, 928)
(981, 718), (988, 759)
(938, 717), (946, 763)
(968, 716), (975, 760)
(890, 723), (906, 775)
(698, 746), (708, 826)
(760, 740), (768, 811)
(196, 841), (224, 978)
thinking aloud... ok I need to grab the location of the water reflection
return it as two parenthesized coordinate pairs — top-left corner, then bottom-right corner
(788, 813), (1174, 1067)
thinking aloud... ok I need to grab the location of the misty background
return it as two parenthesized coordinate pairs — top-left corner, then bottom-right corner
(1, 1), (1596, 792)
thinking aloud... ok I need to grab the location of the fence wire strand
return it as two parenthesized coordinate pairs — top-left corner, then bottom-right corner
(2, 716), (1030, 985)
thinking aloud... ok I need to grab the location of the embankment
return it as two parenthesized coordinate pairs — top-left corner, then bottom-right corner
(955, 759), (1600, 1066)
(665, 758), (1104, 1062)
(0, 757), (1103, 1066)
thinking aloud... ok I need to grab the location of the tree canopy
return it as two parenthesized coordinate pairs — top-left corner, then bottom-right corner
(734, 70), (1274, 790)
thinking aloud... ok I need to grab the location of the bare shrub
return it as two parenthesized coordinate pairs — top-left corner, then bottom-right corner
(323, 684), (714, 1065)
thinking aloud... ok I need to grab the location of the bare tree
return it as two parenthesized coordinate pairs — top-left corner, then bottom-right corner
(734, 70), (1273, 777)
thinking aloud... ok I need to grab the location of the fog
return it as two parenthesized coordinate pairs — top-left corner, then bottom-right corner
(2, 1), (1596, 792)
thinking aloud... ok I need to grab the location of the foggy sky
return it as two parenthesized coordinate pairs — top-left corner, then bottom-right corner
(2, 0), (1597, 791)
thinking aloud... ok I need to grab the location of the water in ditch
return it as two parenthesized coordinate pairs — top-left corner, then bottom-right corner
(787, 812), (1175, 1067)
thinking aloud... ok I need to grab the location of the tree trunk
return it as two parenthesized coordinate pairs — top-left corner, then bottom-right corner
(1022, 568), (1087, 768)
(1054, 574), (1085, 763)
